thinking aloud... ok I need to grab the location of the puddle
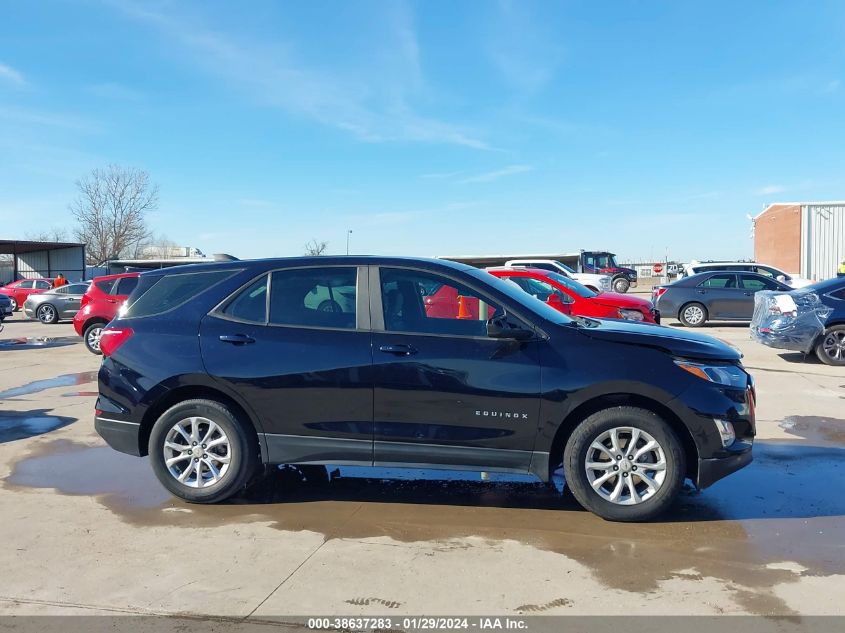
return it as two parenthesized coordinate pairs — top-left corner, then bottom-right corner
(4, 438), (844, 613)
(0, 336), (80, 349)
(0, 371), (99, 400)
(779, 416), (845, 446)
(0, 411), (77, 443)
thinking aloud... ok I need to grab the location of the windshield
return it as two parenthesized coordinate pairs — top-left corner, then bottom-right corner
(545, 271), (597, 298)
(468, 269), (573, 325)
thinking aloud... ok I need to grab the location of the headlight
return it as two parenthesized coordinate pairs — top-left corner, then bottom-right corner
(618, 308), (644, 321)
(674, 360), (747, 388)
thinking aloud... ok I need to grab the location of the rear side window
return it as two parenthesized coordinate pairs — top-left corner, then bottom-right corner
(269, 267), (357, 329)
(18, 280), (34, 289)
(95, 279), (116, 294)
(127, 270), (235, 318)
(740, 276), (777, 291)
(700, 274), (737, 289)
(115, 276), (139, 296)
(35, 280), (51, 290)
(219, 274), (269, 323)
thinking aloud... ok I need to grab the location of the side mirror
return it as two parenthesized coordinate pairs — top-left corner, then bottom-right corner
(486, 313), (534, 341)
(777, 275), (786, 282)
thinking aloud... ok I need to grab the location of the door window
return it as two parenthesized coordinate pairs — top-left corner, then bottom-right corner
(740, 276), (778, 291)
(52, 286), (69, 295)
(115, 276), (139, 296)
(269, 267), (357, 329)
(34, 280), (51, 290)
(220, 274), (268, 323)
(508, 276), (573, 304)
(699, 274), (737, 288)
(95, 279), (116, 294)
(380, 268), (500, 337)
(17, 280), (34, 289)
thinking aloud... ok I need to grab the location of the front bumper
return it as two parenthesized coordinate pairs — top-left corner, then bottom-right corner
(95, 415), (142, 456)
(697, 445), (753, 488)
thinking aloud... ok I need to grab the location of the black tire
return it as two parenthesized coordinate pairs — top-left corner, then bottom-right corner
(678, 302), (708, 327)
(83, 321), (106, 355)
(37, 303), (59, 324)
(563, 406), (685, 522)
(148, 399), (259, 503)
(612, 277), (630, 293)
(815, 325), (845, 366)
(9, 297), (17, 312)
(317, 299), (342, 313)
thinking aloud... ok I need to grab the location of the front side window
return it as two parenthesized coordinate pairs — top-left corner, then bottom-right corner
(380, 268), (500, 337)
(508, 276), (574, 304)
(95, 279), (116, 294)
(700, 274), (737, 289)
(18, 280), (34, 289)
(740, 276), (777, 291)
(544, 271), (596, 298)
(35, 280), (51, 290)
(269, 267), (357, 329)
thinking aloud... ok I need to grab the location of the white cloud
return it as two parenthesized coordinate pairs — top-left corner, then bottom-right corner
(108, 1), (490, 150)
(459, 164), (533, 184)
(754, 184), (787, 195)
(0, 62), (25, 86)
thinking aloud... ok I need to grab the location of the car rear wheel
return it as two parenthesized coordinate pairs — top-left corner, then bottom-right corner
(9, 298), (17, 312)
(612, 277), (630, 293)
(37, 304), (59, 324)
(83, 321), (106, 355)
(149, 399), (259, 503)
(563, 406), (685, 522)
(679, 302), (707, 327)
(815, 325), (845, 366)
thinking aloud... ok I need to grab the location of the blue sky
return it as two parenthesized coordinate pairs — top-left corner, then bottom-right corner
(1, 0), (844, 262)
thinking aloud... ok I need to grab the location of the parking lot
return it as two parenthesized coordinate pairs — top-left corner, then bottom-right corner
(0, 313), (842, 620)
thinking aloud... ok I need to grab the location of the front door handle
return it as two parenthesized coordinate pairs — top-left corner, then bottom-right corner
(379, 344), (418, 356)
(219, 334), (255, 345)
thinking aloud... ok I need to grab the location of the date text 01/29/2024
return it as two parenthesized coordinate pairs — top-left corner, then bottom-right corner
(306, 617), (529, 631)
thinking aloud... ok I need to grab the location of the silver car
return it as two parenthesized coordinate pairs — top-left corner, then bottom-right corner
(24, 282), (90, 324)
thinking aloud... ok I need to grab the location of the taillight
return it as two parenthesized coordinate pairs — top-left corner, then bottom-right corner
(80, 294), (91, 307)
(99, 326), (134, 357)
(652, 287), (667, 299)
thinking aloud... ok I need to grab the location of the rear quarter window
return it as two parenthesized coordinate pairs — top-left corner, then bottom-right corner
(95, 279), (116, 294)
(126, 270), (236, 318)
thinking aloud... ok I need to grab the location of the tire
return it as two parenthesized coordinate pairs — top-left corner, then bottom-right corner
(37, 304), (59, 324)
(318, 299), (342, 313)
(563, 406), (685, 522)
(9, 297), (17, 312)
(148, 399), (259, 503)
(83, 321), (107, 355)
(612, 277), (630, 293)
(815, 325), (845, 366)
(679, 302), (707, 327)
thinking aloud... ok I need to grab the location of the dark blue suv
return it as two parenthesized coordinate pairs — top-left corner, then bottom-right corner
(95, 257), (755, 521)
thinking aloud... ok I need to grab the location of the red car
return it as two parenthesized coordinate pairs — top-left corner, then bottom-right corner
(73, 272), (140, 354)
(0, 278), (53, 312)
(486, 267), (658, 323)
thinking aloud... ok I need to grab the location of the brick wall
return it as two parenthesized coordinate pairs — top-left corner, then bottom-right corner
(754, 204), (801, 273)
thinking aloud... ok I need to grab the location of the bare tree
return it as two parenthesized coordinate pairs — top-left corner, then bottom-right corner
(25, 227), (70, 242)
(70, 165), (157, 264)
(304, 239), (329, 256)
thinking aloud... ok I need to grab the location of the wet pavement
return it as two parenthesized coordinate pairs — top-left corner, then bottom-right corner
(0, 319), (843, 617)
(0, 335), (80, 350)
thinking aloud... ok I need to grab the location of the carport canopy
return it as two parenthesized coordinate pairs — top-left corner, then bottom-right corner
(0, 239), (87, 283)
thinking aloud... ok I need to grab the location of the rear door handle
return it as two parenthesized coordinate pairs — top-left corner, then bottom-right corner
(219, 334), (255, 345)
(379, 344), (417, 356)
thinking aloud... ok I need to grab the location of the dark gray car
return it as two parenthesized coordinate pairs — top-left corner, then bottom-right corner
(23, 282), (90, 324)
(653, 271), (791, 327)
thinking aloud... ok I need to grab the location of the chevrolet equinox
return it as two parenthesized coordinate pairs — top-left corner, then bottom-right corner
(95, 257), (754, 521)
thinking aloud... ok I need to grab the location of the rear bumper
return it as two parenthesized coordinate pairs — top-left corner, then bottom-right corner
(23, 305), (35, 318)
(697, 446), (753, 489)
(95, 415), (142, 456)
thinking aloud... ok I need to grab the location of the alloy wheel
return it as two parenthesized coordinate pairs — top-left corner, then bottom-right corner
(163, 416), (231, 488)
(9, 298), (16, 311)
(38, 305), (55, 323)
(822, 330), (845, 362)
(584, 426), (667, 505)
(87, 326), (103, 352)
(683, 305), (704, 325)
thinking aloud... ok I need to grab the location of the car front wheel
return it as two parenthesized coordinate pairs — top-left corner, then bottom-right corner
(149, 399), (259, 503)
(563, 406), (685, 522)
(679, 302), (707, 327)
(9, 298), (17, 312)
(37, 304), (59, 324)
(815, 325), (845, 366)
(612, 277), (630, 293)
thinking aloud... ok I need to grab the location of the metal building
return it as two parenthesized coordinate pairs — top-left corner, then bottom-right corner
(753, 202), (845, 281)
(0, 240), (87, 283)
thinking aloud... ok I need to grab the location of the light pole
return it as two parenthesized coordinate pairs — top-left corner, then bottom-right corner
(346, 230), (352, 255)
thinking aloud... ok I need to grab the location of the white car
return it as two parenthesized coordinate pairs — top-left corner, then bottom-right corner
(504, 259), (612, 293)
(681, 261), (813, 288)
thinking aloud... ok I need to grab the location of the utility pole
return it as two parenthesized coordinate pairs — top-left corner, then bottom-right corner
(346, 230), (352, 255)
